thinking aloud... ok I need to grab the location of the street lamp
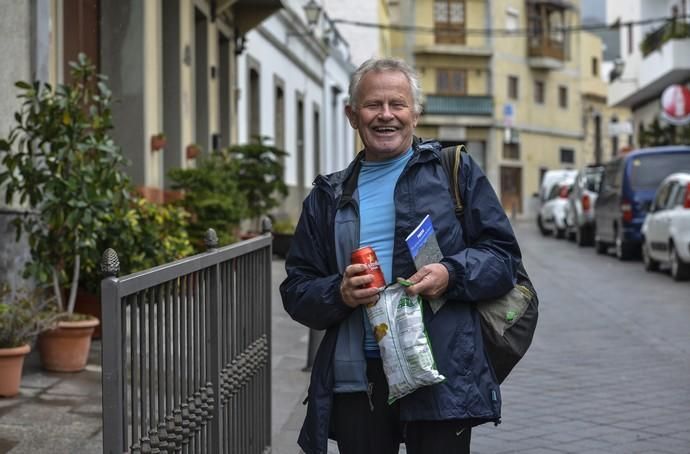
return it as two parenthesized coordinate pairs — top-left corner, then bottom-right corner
(303, 0), (322, 28)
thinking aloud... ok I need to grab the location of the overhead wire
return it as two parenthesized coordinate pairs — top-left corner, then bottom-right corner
(330, 14), (690, 37)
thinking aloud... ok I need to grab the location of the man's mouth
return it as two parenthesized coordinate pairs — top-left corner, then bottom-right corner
(372, 126), (398, 134)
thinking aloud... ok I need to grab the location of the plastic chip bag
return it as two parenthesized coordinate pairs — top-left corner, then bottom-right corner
(366, 281), (445, 403)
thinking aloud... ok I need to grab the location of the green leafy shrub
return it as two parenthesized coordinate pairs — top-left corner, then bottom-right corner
(0, 53), (129, 316)
(168, 152), (248, 251)
(80, 197), (194, 293)
(225, 137), (288, 230)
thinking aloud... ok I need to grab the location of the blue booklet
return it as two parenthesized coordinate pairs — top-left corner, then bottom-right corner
(405, 215), (446, 313)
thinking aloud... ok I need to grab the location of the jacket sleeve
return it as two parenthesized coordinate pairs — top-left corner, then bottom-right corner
(279, 189), (354, 330)
(441, 153), (522, 302)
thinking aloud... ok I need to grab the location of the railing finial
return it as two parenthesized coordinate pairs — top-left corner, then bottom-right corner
(260, 216), (272, 234)
(101, 248), (120, 277)
(205, 228), (219, 250)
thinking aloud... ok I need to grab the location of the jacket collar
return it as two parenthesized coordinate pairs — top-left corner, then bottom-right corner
(317, 136), (441, 207)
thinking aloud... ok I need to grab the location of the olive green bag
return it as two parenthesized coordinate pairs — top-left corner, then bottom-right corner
(441, 145), (539, 383)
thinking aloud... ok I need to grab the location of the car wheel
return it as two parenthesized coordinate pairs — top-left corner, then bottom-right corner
(555, 227), (566, 239)
(670, 243), (690, 281)
(567, 227), (576, 242)
(595, 238), (608, 254)
(642, 242), (659, 272)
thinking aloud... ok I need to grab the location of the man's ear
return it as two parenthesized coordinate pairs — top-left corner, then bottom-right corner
(345, 105), (358, 129)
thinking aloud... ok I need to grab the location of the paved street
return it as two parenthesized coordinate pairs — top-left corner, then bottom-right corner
(1, 221), (689, 453)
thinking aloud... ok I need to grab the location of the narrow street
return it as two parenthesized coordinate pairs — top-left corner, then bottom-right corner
(469, 221), (690, 453)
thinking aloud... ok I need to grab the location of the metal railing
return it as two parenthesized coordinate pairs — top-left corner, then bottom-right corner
(101, 228), (272, 453)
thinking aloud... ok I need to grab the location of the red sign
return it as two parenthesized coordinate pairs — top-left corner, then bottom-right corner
(660, 84), (690, 125)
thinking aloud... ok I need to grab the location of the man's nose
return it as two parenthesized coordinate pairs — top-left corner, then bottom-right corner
(378, 104), (394, 120)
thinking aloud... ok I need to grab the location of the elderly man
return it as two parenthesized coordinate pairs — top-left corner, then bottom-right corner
(280, 58), (521, 454)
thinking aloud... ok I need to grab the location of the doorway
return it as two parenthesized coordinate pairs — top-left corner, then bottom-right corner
(500, 166), (523, 216)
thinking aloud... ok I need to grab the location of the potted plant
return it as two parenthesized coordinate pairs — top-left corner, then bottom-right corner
(168, 152), (248, 251)
(77, 196), (195, 337)
(0, 285), (59, 396)
(271, 217), (295, 259)
(0, 53), (127, 371)
(150, 132), (167, 151)
(186, 143), (202, 159)
(225, 136), (288, 234)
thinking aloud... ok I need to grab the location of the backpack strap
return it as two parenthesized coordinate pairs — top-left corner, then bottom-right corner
(440, 144), (466, 220)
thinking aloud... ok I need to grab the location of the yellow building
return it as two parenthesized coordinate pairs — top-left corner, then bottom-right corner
(390, 0), (628, 218)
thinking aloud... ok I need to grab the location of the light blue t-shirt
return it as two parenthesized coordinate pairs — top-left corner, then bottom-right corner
(358, 147), (413, 355)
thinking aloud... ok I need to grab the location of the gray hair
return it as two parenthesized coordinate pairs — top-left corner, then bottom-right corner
(347, 58), (423, 114)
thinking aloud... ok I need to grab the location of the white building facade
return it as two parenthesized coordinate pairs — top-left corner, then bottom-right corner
(608, 0), (690, 138)
(237, 0), (356, 221)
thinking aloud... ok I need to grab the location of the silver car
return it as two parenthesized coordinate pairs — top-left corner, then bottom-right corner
(565, 165), (604, 246)
(539, 178), (575, 238)
(641, 172), (690, 281)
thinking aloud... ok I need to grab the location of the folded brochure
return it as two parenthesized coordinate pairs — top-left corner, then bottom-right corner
(405, 214), (446, 313)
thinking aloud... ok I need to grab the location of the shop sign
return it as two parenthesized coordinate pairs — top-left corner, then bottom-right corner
(660, 84), (690, 125)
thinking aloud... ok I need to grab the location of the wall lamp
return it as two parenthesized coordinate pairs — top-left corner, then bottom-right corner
(287, 0), (323, 38)
(609, 59), (637, 84)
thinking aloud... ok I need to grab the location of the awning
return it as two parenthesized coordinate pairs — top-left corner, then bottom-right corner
(526, 0), (575, 10)
(232, 0), (283, 35)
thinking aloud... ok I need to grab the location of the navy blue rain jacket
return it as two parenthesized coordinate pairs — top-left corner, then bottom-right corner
(280, 139), (521, 454)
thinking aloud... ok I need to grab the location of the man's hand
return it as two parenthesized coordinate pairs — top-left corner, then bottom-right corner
(340, 264), (381, 308)
(405, 263), (449, 299)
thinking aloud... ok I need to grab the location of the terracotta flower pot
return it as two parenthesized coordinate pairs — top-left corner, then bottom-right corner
(38, 317), (100, 372)
(0, 344), (31, 397)
(186, 144), (201, 159)
(151, 135), (167, 151)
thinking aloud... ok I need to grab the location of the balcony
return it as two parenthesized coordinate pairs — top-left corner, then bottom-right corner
(423, 95), (493, 116)
(526, 0), (572, 69)
(640, 20), (690, 57)
(527, 37), (565, 69)
(610, 27), (690, 107)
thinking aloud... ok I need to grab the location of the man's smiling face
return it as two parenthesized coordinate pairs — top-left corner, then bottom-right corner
(346, 70), (419, 162)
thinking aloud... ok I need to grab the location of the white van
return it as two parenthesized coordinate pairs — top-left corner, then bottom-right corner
(537, 169), (577, 236)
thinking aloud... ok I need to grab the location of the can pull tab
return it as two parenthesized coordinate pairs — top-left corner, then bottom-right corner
(397, 277), (413, 287)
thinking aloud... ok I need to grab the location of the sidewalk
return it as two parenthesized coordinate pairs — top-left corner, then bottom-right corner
(0, 258), (313, 454)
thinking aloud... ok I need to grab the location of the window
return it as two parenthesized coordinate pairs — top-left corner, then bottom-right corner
(508, 76), (518, 100)
(434, 0), (466, 44)
(591, 57), (598, 76)
(558, 86), (568, 108)
(534, 80), (544, 104)
(437, 69), (467, 95)
(627, 23), (633, 54)
(560, 148), (574, 164)
(506, 8), (519, 31)
(503, 142), (520, 160)
(274, 83), (285, 151)
(248, 67), (261, 142)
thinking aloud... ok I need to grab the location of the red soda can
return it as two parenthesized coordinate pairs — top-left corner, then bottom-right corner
(351, 246), (386, 289)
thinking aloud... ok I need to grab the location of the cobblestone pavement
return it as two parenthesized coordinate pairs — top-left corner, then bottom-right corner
(2, 222), (689, 453)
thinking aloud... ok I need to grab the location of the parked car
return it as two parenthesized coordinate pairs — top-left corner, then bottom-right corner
(537, 169), (577, 236)
(641, 172), (690, 281)
(538, 178), (575, 238)
(594, 146), (690, 260)
(565, 165), (604, 246)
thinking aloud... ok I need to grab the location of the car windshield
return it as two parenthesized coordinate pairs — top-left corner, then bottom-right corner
(629, 152), (690, 190)
(584, 168), (603, 192)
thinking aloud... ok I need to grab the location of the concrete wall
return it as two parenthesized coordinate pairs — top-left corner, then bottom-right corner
(0, 1), (33, 289)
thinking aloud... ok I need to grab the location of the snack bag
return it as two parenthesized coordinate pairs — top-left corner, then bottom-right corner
(366, 281), (445, 403)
